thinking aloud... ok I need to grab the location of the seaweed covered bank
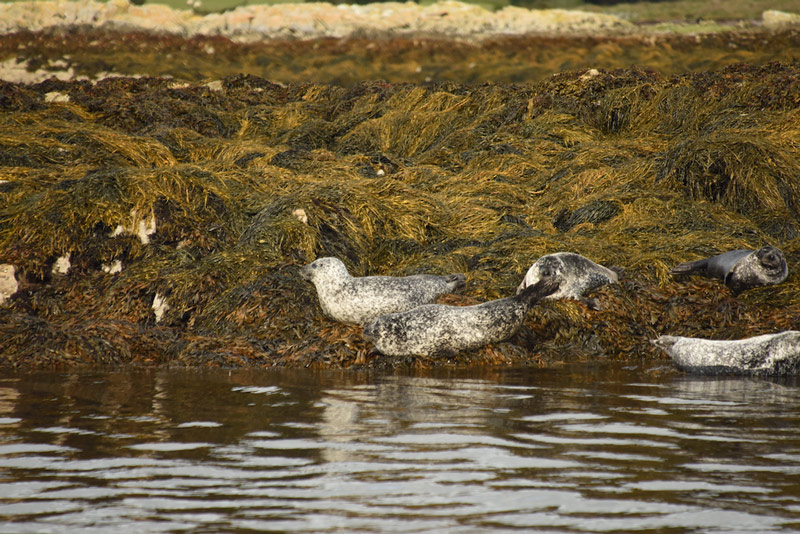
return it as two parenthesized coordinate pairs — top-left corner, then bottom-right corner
(3, 5), (800, 86)
(1, 62), (799, 369)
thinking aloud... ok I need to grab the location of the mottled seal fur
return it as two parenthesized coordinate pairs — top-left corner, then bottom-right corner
(300, 257), (466, 325)
(669, 246), (788, 295)
(516, 252), (618, 304)
(362, 278), (560, 357)
(652, 331), (800, 375)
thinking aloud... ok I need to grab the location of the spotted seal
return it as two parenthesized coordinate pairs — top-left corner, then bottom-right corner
(669, 246), (788, 295)
(300, 257), (466, 325)
(651, 331), (800, 375)
(362, 278), (559, 357)
(516, 252), (618, 307)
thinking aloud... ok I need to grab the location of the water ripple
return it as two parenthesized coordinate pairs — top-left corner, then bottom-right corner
(0, 366), (798, 533)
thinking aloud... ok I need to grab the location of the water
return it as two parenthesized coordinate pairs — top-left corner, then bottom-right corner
(1, 363), (800, 533)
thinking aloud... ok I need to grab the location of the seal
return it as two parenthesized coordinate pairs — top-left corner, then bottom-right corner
(651, 331), (800, 375)
(516, 252), (618, 306)
(669, 246), (788, 295)
(300, 257), (466, 325)
(362, 278), (560, 357)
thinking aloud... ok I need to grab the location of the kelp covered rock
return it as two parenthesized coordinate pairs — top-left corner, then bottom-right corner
(3, 26), (800, 86)
(1, 64), (799, 369)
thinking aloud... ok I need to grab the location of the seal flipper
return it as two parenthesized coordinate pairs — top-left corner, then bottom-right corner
(669, 258), (711, 277)
(579, 296), (602, 311)
(515, 277), (560, 309)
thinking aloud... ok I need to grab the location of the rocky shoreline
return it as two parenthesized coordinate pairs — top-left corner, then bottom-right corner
(0, 0), (633, 42)
(2, 1), (800, 86)
(1, 0), (799, 44)
(1, 2), (799, 370)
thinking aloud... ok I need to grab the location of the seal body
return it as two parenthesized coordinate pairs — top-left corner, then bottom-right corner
(651, 331), (800, 375)
(362, 278), (559, 357)
(516, 252), (618, 300)
(669, 246), (788, 295)
(300, 257), (466, 325)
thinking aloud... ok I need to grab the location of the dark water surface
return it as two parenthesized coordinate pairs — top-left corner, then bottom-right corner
(1, 363), (800, 533)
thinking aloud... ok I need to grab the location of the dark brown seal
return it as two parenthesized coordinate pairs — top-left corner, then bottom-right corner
(669, 246), (788, 295)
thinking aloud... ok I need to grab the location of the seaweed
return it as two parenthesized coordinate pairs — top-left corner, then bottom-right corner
(553, 200), (622, 232)
(1, 63), (799, 369)
(6, 27), (800, 87)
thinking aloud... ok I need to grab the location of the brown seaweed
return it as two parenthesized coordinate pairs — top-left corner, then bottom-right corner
(1, 62), (799, 369)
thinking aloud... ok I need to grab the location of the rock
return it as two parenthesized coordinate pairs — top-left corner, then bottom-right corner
(0, 0), (631, 42)
(111, 208), (157, 245)
(0, 264), (18, 306)
(52, 253), (71, 275)
(152, 293), (169, 323)
(102, 260), (123, 274)
(763, 10), (800, 28)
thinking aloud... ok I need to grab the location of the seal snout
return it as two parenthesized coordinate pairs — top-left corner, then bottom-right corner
(448, 273), (467, 291)
(299, 263), (314, 281)
(757, 246), (784, 269)
(300, 257), (335, 282)
(650, 336), (675, 351)
(361, 322), (376, 342)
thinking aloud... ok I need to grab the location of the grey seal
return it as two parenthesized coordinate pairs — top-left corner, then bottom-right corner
(362, 278), (560, 358)
(669, 246), (788, 295)
(300, 257), (466, 325)
(652, 331), (800, 375)
(516, 252), (618, 307)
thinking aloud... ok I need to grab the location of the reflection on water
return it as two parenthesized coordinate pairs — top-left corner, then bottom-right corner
(1, 364), (799, 533)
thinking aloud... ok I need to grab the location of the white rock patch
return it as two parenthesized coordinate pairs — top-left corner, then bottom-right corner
(0, 264), (18, 305)
(111, 208), (157, 244)
(152, 293), (169, 323)
(102, 260), (123, 274)
(763, 10), (800, 28)
(44, 91), (70, 103)
(52, 253), (71, 275)
(292, 208), (308, 224)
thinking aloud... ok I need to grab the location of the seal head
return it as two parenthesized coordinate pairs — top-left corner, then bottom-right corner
(670, 246), (788, 295)
(362, 277), (559, 358)
(652, 331), (800, 375)
(516, 252), (618, 304)
(300, 257), (466, 325)
(726, 246), (788, 295)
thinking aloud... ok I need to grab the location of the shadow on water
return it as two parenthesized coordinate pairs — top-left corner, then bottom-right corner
(1, 363), (799, 532)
